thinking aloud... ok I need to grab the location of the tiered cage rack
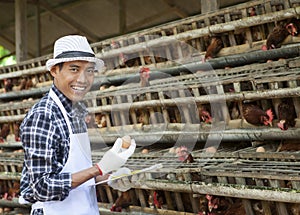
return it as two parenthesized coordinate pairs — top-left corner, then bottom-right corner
(0, 0), (299, 214)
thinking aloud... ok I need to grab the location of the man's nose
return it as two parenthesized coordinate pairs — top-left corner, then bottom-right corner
(77, 70), (87, 82)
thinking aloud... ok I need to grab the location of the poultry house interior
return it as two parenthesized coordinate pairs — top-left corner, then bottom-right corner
(0, 0), (299, 215)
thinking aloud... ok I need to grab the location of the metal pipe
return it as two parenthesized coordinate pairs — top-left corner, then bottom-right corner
(96, 45), (300, 86)
(88, 125), (300, 145)
(140, 180), (300, 203)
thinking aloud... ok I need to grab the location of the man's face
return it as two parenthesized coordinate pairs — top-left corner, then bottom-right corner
(51, 61), (96, 102)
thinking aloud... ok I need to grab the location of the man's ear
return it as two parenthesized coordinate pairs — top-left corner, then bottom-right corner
(49, 66), (58, 77)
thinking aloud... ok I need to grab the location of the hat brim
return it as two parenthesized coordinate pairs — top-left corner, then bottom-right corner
(46, 57), (104, 72)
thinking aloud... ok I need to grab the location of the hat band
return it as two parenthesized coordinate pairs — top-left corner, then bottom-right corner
(55, 51), (95, 59)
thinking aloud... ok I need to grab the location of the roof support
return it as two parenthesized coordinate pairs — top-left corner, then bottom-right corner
(201, 0), (220, 13)
(34, 0), (41, 57)
(15, 0), (28, 62)
(119, 0), (126, 34)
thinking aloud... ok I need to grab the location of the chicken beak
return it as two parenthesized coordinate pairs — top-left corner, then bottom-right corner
(268, 121), (273, 127)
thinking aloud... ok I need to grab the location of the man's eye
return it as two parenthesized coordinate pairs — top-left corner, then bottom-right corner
(86, 68), (96, 73)
(70, 68), (79, 72)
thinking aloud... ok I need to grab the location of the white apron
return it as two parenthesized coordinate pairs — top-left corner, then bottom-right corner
(30, 89), (99, 215)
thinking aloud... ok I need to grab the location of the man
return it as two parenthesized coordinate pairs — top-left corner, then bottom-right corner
(19, 35), (136, 215)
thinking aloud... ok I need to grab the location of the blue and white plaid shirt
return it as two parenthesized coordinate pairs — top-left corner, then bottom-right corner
(20, 85), (88, 215)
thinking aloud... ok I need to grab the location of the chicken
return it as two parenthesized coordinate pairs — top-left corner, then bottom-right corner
(25, 78), (34, 89)
(3, 78), (13, 93)
(95, 113), (107, 128)
(198, 106), (212, 124)
(2, 181), (20, 200)
(286, 17), (300, 36)
(19, 78), (27, 90)
(110, 40), (128, 68)
(0, 123), (10, 143)
(19, 77), (33, 90)
(137, 109), (149, 125)
(277, 99), (297, 130)
(8, 181), (20, 199)
(134, 67), (151, 125)
(85, 113), (98, 128)
(248, 7), (256, 17)
(290, 203), (300, 215)
(148, 190), (165, 209)
(111, 41), (141, 68)
(199, 196), (244, 215)
(143, 54), (152, 65)
(110, 190), (131, 212)
(227, 88), (240, 119)
(176, 146), (194, 163)
(139, 67), (150, 88)
(13, 122), (20, 141)
(248, 7), (263, 41)
(206, 194), (219, 213)
(230, 101), (240, 120)
(276, 140), (300, 152)
(223, 199), (246, 215)
(204, 36), (223, 61)
(265, 23), (290, 50)
(242, 103), (273, 126)
(198, 195), (209, 215)
(265, 18), (300, 50)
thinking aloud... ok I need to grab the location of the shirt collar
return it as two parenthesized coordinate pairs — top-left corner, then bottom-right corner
(51, 85), (88, 118)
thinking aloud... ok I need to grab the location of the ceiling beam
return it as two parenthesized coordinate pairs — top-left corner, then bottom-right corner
(126, 6), (188, 33)
(126, 0), (189, 32)
(126, 8), (174, 32)
(119, 0), (127, 34)
(162, 0), (189, 18)
(0, 0), (14, 3)
(0, 0), (99, 55)
(38, 1), (99, 42)
(0, 33), (15, 50)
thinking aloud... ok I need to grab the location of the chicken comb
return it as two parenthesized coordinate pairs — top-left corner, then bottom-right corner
(266, 109), (274, 122)
(180, 145), (188, 151)
(110, 40), (119, 48)
(206, 194), (212, 200)
(139, 67), (150, 73)
(285, 23), (294, 29)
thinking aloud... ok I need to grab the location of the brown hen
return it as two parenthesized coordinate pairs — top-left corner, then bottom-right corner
(242, 103), (273, 126)
(110, 190), (131, 212)
(265, 18), (300, 50)
(0, 124), (10, 143)
(277, 99), (297, 130)
(204, 36), (223, 61)
(3, 79), (13, 93)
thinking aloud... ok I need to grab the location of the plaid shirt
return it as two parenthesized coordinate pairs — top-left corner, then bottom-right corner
(20, 85), (88, 215)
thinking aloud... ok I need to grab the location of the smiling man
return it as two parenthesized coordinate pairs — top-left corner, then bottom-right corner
(19, 35), (136, 215)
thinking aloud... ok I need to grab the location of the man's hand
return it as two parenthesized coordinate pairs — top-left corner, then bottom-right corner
(97, 138), (136, 175)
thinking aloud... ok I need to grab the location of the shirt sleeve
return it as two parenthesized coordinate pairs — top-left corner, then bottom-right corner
(21, 112), (72, 202)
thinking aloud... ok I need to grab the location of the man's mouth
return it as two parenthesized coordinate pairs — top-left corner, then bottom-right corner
(71, 85), (86, 91)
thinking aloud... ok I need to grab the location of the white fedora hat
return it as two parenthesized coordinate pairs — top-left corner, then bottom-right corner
(46, 35), (104, 71)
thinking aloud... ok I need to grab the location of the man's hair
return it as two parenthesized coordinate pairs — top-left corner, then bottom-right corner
(55, 62), (64, 71)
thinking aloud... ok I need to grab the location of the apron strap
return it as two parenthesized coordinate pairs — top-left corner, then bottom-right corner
(30, 202), (43, 215)
(49, 89), (73, 134)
